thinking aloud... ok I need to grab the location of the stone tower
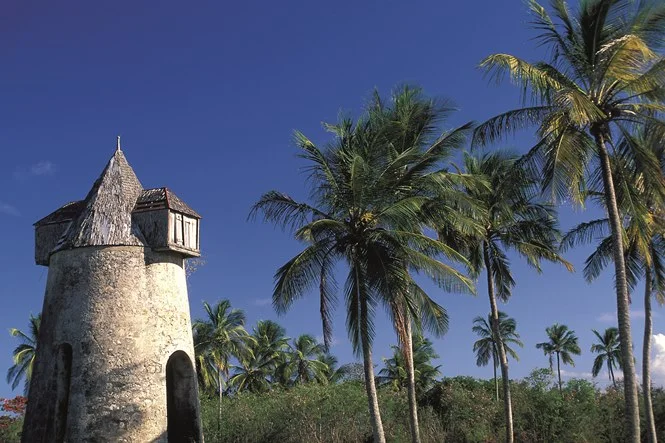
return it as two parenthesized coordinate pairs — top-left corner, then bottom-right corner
(24, 140), (203, 442)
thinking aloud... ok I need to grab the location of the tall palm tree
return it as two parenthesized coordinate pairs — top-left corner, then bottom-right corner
(590, 327), (622, 388)
(561, 123), (665, 442)
(378, 333), (441, 395)
(251, 87), (475, 443)
(7, 314), (40, 394)
(365, 87), (480, 443)
(536, 323), (582, 392)
(192, 300), (253, 434)
(285, 334), (329, 385)
(440, 151), (571, 443)
(472, 311), (523, 402)
(473, 2), (665, 438)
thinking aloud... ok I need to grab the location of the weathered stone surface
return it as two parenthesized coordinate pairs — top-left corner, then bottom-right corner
(23, 246), (201, 442)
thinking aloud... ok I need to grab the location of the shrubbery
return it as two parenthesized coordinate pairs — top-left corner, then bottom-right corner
(202, 370), (665, 442)
(5, 371), (665, 442)
(0, 396), (26, 443)
(200, 382), (421, 443)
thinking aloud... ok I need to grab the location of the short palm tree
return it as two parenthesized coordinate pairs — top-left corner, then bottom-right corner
(192, 300), (253, 434)
(378, 333), (441, 395)
(536, 323), (581, 392)
(440, 150), (570, 443)
(7, 314), (40, 394)
(285, 334), (329, 385)
(230, 320), (290, 393)
(251, 87), (475, 443)
(228, 353), (274, 393)
(317, 354), (350, 384)
(472, 311), (523, 402)
(473, 1), (665, 438)
(590, 327), (622, 388)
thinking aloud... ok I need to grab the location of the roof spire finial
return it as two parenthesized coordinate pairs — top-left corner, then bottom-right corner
(116, 135), (121, 151)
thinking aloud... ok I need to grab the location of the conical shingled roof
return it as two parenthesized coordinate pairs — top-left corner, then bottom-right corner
(55, 148), (146, 250)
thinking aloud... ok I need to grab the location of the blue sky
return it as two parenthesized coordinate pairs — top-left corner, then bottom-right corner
(1, 0), (662, 398)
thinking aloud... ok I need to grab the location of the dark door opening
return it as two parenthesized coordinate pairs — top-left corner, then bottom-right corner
(166, 351), (201, 442)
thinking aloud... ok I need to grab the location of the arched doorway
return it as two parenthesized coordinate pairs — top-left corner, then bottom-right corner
(166, 351), (202, 442)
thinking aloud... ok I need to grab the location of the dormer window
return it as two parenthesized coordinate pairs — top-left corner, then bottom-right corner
(133, 187), (201, 258)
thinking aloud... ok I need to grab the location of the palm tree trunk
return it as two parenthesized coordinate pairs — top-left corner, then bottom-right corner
(595, 130), (641, 442)
(484, 242), (513, 443)
(609, 364), (617, 389)
(218, 368), (223, 439)
(404, 317), (421, 443)
(556, 352), (562, 393)
(493, 352), (498, 402)
(361, 297), (386, 443)
(644, 265), (657, 443)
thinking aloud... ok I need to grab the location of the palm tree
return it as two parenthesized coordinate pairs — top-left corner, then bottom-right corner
(378, 333), (441, 395)
(366, 87), (480, 443)
(536, 323), (581, 392)
(285, 334), (329, 385)
(440, 151), (570, 443)
(472, 311), (523, 402)
(473, 2), (665, 438)
(561, 122), (665, 442)
(228, 353), (274, 393)
(251, 87), (475, 443)
(590, 327), (622, 388)
(192, 300), (253, 434)
(317, 354), (350, 384)
(7, 314), (40, 394)
(230, 320), (290, 393)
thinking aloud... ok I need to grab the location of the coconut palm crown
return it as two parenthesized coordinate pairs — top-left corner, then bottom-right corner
(378, 333), (441, 395)
(536, 323), (582, 392)
(590, 327), (623, 387)
(472, 311), (523, 401)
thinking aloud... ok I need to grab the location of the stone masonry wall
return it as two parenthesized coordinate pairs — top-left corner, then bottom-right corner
(23, 246), (200, 442)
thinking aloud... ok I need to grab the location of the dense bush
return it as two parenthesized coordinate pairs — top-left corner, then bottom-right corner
(6, 373), (665, 442)
(201, 371), (665, 442)
(201, 381), (425, 442)
(0, 396), (26, 443)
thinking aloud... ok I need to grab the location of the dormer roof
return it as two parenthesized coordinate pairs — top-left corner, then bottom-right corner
(134, 187), (201, 218)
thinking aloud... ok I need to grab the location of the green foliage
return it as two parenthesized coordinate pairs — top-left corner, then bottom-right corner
(536, 323), (582, 391)
(0, 416), (22, 443)
(200, 383), (415, 443)
(474, 0), (665, 205)
(0, 396), (27, 443)
(193, 300), (253, 394)
(7, 314), (40, 394)
(421, 377), (499, 441)
(282, 334), (329, 385)
(204, 373), (665, 442)
(229, 320), (290, 393)
(377, 333), (441, 395)
(472, 311), (523, 368)
(590, 327), (622, 386)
